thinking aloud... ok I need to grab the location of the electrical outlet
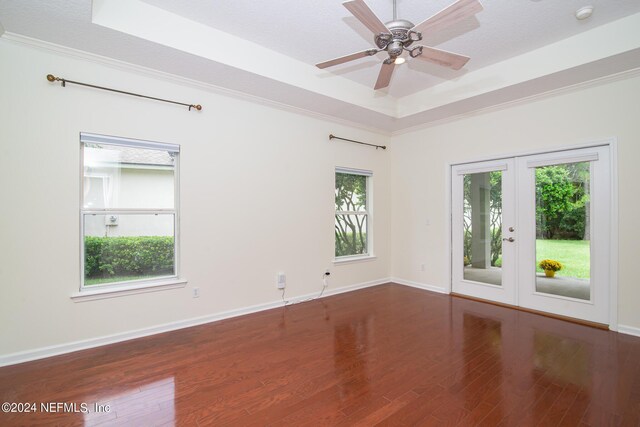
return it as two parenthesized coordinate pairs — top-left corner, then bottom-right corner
(324, 269), (331, 276)
(277, 273), (286, 289)
(192, 287), (200, 298)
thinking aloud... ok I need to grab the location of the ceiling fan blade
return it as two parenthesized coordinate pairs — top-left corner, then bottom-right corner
(411, 0), (483, 39)
(374, 62), (395, 90)
(316, 49), (377, 69)
(343, 0), (390, 35)
(415, 46), (470, 70)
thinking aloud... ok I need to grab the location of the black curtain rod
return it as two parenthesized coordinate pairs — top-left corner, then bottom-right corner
(46, 74), (202, 111)
(329, 134), (386, 150)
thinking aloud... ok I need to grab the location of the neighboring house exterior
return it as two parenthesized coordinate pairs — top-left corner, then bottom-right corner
(83, 145), (175, 238)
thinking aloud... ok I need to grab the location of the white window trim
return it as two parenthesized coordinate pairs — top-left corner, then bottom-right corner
(71, 279), (187, 302)
(334, 167), (374, 262)
(526, 153), (599, 168)
(333, 255), (377, 265)
(78, 133), (183, 298)
(81, 132), (179, 152)
(335, 167), (372, 177)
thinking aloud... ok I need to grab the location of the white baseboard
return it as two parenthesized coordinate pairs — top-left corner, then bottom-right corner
(284, 277), (392, 305)
(6, 278), (630, 367)
(0, 277), (390, 367)
(618, 324), (640, 338)
(391, 277), (448, 294)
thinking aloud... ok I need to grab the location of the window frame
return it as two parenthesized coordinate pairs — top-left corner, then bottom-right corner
(334, 167), (374, 262)
(79, 133), (182, 294)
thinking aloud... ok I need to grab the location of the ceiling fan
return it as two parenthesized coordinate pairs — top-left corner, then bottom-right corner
(316, 0), (483, 90)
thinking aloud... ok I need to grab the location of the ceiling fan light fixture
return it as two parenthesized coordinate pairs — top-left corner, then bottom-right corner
(387, 41), (404, 57)
(394, 57), (406, 65)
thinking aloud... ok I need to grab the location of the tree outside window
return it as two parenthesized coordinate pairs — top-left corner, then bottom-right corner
(335, 170), (371, 258)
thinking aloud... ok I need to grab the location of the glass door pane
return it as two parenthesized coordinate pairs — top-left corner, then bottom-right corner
(517, 145), (610, 324)
(452, 159), (515, 306)
(463, 171), (503, 286)
(534, 162), (590, 300)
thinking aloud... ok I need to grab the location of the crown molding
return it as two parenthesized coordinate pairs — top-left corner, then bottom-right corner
(0, 32), (392, 137)
(391, 65), (640, 137)
(4, 30), (638, 139)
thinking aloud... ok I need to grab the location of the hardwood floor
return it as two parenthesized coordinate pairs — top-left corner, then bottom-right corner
(1, 284), (639, 426)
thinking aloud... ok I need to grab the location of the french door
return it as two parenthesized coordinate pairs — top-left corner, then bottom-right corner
(451, 146), (611, 324)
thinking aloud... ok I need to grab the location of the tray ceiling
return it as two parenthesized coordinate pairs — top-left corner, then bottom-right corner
(1, 0), (639, 132)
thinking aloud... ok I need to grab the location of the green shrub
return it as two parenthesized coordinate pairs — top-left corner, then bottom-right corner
(84, 236), (174, 279)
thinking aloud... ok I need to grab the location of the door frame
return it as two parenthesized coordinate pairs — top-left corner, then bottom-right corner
(445, 138), (619, 330)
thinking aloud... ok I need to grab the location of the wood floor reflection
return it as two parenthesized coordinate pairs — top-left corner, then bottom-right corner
(1, 284), (639, 426)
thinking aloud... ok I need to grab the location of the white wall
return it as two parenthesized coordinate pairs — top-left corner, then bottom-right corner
(2, 36), (639, 361)
(389, 73), (640, 330)
(0, 39), (390, 357)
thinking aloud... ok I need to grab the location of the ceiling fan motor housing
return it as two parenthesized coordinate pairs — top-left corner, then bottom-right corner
(316, 0), (483, 90)
(375, 19), (417, 56)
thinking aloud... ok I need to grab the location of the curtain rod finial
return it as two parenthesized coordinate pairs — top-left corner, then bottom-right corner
(46, 74), (56, 82)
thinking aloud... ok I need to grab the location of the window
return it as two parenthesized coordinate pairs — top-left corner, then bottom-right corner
(335, 168), (372, 259)
(80, 133), (179, 290)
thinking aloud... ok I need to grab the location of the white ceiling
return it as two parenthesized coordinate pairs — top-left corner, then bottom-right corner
(140, 0), (640, 97)
(1, 0), (640, 132)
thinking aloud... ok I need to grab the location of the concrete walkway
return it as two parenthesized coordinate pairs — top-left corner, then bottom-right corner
(464, 266), (590, 300)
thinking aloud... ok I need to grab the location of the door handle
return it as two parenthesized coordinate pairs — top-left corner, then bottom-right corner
(503, 237), (515, 242)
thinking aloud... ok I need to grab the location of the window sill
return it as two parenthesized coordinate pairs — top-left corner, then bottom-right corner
(333, 255), (377, 265)
(71, 279), (187, 302)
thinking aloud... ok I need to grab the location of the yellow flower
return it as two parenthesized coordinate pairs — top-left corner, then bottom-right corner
(539, 259), (563, 271)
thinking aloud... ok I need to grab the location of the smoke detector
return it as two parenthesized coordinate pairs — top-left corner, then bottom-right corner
(575, 6), (594, 20)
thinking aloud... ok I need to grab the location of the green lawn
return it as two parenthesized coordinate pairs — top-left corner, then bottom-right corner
(85, 275), (155, 286)
(536, 239), (590, 279)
